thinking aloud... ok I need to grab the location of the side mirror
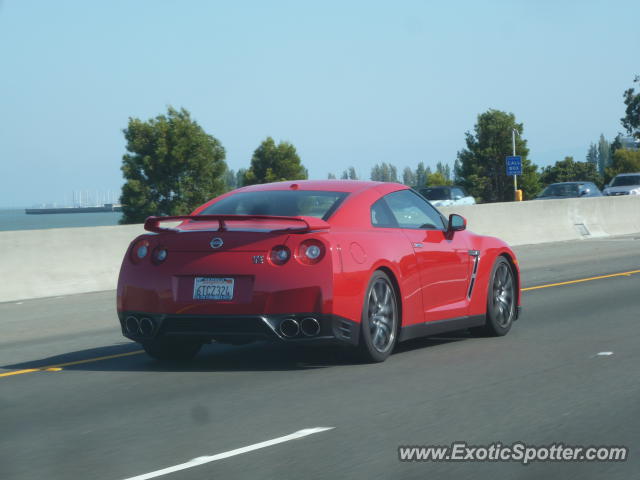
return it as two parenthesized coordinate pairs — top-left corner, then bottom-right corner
(447, 214), (466, 232)
(579, 188), (590, 196)
(453, 195), (463, 200)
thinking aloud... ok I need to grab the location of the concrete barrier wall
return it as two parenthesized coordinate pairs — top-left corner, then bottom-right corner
(440, 196), (640, 246)
(1, 196), (639, 303)
(0, 224), (144, 303)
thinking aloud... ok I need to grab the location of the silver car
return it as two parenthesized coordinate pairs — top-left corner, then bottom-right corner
(603, 173), (640, 196)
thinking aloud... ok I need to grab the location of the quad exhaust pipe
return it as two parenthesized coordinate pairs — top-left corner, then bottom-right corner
(124, 315), (156, 337)
(279, 318), (300, 338)
(300, 317), (321, 337)
(124, 316), (139, 335)
(279, 317), (321, 338)
(139, 317), (155, 336)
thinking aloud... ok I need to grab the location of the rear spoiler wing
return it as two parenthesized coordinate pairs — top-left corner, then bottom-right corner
(144, 214), (331, 234)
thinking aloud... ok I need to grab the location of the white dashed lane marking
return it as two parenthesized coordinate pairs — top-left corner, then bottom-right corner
(120, 427), (335, 480)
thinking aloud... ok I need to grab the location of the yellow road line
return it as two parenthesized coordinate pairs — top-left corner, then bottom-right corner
(0, 368), (41, 378)
(0, 350), (144, 378)
(522, 269), (640, 292)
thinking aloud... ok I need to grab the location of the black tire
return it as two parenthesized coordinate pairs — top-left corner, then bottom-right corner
(473, 256), (516, 337)
(357, 271), (399, 363)
(142, 337), (202, 361)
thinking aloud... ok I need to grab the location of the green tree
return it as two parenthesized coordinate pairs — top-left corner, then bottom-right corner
(402, 166), (417, 186)
(120, 106), (227, 224)
(586, 143), (598, 168)
(435, 162), (452, 182)
(224, 169), (237, 191)
(610, 134), (623, 157)
(235, 168), (247, 188)
(540, 157), (601, 186)
(414, 162), (431, 187)
(370, 162), (399, 182)
(327, 172), (337, 179)
(455, 109), (540, 202)
(597, 134), (612, 176)
(622, 75), (640, 140)
(426, 171), (452, 186)
(243, 137), (307, 185)
(453, 159), (462, 183)
(341, 166), (358, 180)
(605, 149), (640, 183)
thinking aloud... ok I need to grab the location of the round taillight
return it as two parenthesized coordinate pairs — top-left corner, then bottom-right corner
(137, 245), (148, 259)
(297, 240), (325, 265)
(305, 245), (321, 260)
(131, 239), (150, 263)
(153, 247), (168, 263)
(270, 245), (291, 265)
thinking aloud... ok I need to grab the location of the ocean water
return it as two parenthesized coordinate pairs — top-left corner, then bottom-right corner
(0, 209), (123, 232)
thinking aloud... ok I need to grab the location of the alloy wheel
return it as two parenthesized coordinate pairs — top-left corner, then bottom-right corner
(367, 278), (397, 353)
(492, 263), (515, 328)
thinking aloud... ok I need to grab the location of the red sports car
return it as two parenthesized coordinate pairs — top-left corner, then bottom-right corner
(117, 180), (521, 362)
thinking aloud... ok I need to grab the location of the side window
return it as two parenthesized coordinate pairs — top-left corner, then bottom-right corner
(371, 198), (398, 228)
(384, 190), (446, 230)
(451, 187), (465, 199)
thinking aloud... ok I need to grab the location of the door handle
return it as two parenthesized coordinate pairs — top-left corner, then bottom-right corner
(412, 242), (424, 248)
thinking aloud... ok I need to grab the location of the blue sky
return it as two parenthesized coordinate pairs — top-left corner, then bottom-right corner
(0, 0), (638, 207)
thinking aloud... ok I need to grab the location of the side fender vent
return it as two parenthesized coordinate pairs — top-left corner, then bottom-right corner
(467, 255), (480, 299)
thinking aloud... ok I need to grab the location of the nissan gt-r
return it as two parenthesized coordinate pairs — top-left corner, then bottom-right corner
(117, 180), (521, 362)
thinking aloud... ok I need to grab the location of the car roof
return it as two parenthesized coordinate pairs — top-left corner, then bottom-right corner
(234, 179), (394, 194)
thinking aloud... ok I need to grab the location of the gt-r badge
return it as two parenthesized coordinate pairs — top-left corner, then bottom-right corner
(252, 255), (265, 264)
(210, 237), (224, 249)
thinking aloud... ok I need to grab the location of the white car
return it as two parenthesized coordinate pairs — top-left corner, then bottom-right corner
(417, 186), (476, 207)
(602, 173), (640, 196)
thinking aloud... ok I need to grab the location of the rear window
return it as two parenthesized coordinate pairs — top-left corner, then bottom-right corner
(200, 190), (348, 220)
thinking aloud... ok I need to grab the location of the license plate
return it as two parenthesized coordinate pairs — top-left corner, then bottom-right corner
(193, 277), (234, 300)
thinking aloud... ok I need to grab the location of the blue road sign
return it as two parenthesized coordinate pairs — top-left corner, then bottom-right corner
(506, 156), (522, 176)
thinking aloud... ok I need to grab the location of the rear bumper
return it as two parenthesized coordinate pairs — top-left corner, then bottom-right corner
(118, 311), (360, 346)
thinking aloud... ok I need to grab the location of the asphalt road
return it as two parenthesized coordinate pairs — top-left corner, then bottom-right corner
(1, 234), (639, 480)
